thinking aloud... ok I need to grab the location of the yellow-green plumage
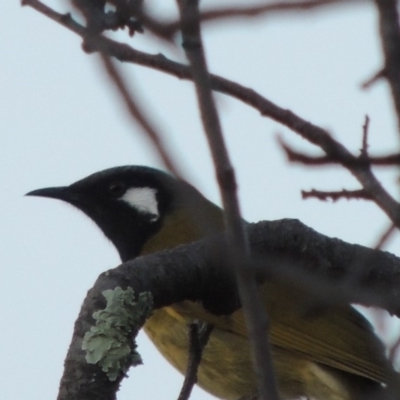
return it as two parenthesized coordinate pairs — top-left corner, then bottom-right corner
(141, 203), (391, 400)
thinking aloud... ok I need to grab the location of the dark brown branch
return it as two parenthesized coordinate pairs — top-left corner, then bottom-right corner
(361, 68), (386, 90)
(178, 2), (279, 400)
(140, 0), (358, 41)
(100, 55), (181, 177)
(302, 188), (373, 202)
(360, 115), (370, 159)
(57, 219), (400, 400)
(23, 0), (400, 226)
(375, 0), (400, 134)
(280, 138), (400, 166)
(374, 223), (397, 250)
(279, 138), (334, 165)
(177, 322), (213, 400)
(190, 0), (354, 23)
(69, 0), (363, 43)
(22, 0), (93, 37)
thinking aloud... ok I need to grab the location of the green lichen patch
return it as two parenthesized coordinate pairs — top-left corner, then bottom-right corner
(82, 287), (153, 381)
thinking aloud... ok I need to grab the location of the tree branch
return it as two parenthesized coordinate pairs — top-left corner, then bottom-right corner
(178, 1), (279, 399)
(375, 0), (400, 134)
(281, 140), (400, 166)
(374, 223), (397, 250)
(139, 0), (359, 41)
(177, 322), (213, 400)
(100, 55), (181, 176)
(57, 219), (400, 400)
(301, 188), (373, 202)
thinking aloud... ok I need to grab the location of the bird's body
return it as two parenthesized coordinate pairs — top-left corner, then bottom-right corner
(27, 166), (394, 400)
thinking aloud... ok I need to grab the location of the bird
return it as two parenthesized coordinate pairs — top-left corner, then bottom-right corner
(27, 165), (394, 400)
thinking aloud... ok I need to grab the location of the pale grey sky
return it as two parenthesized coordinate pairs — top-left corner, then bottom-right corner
(2, 1), (400, 399)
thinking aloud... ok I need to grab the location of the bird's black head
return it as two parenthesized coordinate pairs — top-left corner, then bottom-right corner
(27, 166), (223, 262)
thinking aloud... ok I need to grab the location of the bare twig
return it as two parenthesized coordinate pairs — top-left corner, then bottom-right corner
(373, 223), (397, 250)
(302, 188), (373, 202)
(100, 55), (181, 176)
(23, 0), (78, 27)
(177, 1), (279, 400)
(141, 0), (358, 41)
(190, 0), (353, 23)
(361, 68), (385, 90)
(289, 151), (400, 166)
(280, 137), (400, 166)
(360, 115), (370, 159)
(177, 322), (213, 400)
(278, 138), (334, 165)
(375, 0), (400, 134)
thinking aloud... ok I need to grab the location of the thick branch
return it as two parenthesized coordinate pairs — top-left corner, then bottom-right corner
(58, 219), (400, 400)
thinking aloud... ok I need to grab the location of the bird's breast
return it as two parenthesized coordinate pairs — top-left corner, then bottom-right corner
(143, 302), (257, 400)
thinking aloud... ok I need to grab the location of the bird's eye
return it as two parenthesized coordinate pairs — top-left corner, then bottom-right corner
(108, 182), (127, 198)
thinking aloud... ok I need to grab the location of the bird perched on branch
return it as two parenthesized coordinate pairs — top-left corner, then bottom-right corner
(27, 166), (394, 400)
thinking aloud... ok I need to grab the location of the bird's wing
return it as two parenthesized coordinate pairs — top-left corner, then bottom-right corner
(171, 280), (391, 383)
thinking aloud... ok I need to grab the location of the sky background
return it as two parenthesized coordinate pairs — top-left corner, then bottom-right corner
(2, 1), (400, 399)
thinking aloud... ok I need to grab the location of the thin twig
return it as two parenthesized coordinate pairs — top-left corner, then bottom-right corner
(66, 0), (180, 175)
(279, 135), (398, 167)
(302, 188), (373, 202)
(360, 114), (370, 159)
(282, 141), (400, 167)
(100, 55), (181, 176)
(361, 68), (385, 90)
(374, 223), (397, 250)
(190, 0), (353, 23)
(177, 322), (213, 400)
(375, 0), (400, 135)
(141, 0), (358, 41)
(177, 1), (279, 400)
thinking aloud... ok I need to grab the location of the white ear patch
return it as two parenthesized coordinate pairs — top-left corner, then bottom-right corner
(120, 187), (159, 221)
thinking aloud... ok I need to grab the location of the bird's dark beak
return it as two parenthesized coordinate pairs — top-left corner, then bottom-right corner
(26, 186), (90, 210)
(26, 186), (69, 201)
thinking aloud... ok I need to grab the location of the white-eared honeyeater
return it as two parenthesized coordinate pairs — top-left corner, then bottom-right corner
(27, 166), (394, 400)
